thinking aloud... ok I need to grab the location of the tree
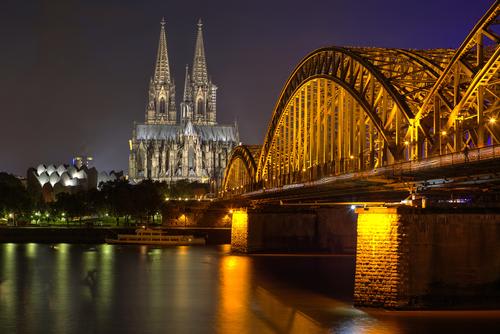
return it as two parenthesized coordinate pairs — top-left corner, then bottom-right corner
(100, 179), (135, 225)
(131, 180), (164, 224)
(0, 172), (32, 221)
(53, 192), (86, 222)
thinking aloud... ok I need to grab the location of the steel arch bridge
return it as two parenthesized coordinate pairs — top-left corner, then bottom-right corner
(222, 1), (500, 197)
(221, 145), (261, 194)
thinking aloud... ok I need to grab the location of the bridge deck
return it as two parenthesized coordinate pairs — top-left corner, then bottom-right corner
(239, 145), (500, 203)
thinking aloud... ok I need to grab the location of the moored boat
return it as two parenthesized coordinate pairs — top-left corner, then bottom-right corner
(105, 228), (205, 246)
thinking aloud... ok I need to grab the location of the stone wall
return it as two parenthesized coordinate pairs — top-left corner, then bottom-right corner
(162, 200), (232, 227)
(230, 210), (249, 252)
(354, 207), (500, 308)
(354, 207), (409, 308)
(406, 212), (500, 305)
(316, 207), (357, 253)
(230, 206), (357, 253)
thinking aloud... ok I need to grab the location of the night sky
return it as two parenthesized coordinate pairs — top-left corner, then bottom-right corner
(0, 0), (491, 175)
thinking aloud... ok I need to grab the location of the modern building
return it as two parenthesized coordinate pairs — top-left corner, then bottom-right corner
(128, 19), (239, 191)
(27, 162), (123, 202)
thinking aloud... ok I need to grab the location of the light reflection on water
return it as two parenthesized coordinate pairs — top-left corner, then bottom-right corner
(0, 243), (498, 334)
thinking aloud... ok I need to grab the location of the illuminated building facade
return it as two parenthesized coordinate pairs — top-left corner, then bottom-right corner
(27, 162), (123, 202)
(129, 19), (239, 190)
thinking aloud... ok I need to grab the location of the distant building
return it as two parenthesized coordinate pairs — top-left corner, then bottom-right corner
(27, 162), (123, 202)
(128, 19), (239, 191)
(72, 155), (93, 169)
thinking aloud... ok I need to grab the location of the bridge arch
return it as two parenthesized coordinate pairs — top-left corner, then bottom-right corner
(219, 2), (499, 194)
(256, 46), (454, 186)
(416, 1), (500, 153)
(221, 145), (261, 196)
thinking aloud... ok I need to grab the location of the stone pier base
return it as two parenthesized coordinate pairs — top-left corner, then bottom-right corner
(230, 206), (357, 253)
(230, 209), (250, 253)
(354, 207), (500, 308)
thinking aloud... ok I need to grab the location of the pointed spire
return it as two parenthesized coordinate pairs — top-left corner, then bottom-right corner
(183, 64), (191, 102)
(192, 18), (208, 85)
(154, 17), (172, 84)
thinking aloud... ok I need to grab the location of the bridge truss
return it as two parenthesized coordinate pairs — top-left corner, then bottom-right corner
(222, 1), (500, 197)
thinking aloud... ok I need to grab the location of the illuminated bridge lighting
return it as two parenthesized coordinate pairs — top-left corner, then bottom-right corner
(221, 2), (500, 198)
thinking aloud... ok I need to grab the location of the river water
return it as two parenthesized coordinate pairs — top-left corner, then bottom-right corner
(0, 243), (498, 333)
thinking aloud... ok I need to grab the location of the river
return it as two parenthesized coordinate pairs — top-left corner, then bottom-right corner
(0, 243), (498, 333)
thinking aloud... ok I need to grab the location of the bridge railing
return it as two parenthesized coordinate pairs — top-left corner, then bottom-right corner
(236, 144), (500, 197)
(223, 144), (500, 198)
(390, 144), (500, 177)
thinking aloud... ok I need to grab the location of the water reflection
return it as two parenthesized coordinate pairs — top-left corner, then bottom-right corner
(217, 255), (252, 333)
(0, 244), (499, 334)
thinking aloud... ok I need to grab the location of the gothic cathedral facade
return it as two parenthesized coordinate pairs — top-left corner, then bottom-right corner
(128, 19), (239, 190)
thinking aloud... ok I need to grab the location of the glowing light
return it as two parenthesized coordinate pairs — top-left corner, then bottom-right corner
(404, 140), (409, 145)
(350, 155), (354, 159)
(489, 117), (496, 124)
(356, 209), (395, 258)
(165, 197), (170, 201)
(27, 243), (37, 258)
(224, 256), (238, 269)
(177, 245), (188, 255)
(8, 213), (13, 218)
(229, 209), (233, 214)
(350, 205), (356, 210)
(441, 130), (447, 136)
(231, 210), (248, 252)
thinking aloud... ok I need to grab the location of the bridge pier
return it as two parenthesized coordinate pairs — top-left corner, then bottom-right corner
(354, 207), (500, 308)
(230, 205), (500, 308)
(230, 206), (357, 253)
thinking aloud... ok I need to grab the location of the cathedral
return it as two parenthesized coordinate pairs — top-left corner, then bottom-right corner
(128, 19), (239, 190)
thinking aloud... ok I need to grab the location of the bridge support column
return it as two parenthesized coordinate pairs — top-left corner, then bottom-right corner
(230, 206), (357, 253)
(230, 209), (250, 253)
(354, 207), (500, 309)
(354, 207), (409, 308)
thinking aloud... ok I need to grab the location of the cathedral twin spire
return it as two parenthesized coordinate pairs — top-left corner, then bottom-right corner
(192, 19), (208, 85)
(154, 18), (171, 85)
(146, 18), (216, 126)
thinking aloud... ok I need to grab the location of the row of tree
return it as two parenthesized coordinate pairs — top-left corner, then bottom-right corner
(0, 172), (32, 217)
(0, 172), (209, 225)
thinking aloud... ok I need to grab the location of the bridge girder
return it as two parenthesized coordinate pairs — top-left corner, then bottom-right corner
(221, 145), (260, 195)
(222, 1), (500, 196)
(416, 1), (500, 152)
(255, 46), (453, 185)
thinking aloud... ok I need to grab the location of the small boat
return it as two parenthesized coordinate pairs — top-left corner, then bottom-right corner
(105, 228), (206, 246)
